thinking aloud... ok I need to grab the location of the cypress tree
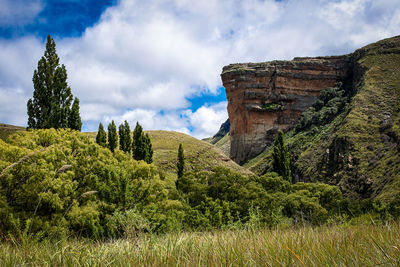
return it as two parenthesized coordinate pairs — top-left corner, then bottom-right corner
(27, 35), (80, 129)
(132, 122), (153, 163)
(96, 122), (107, 147)
(123, 120), (131, 153)
(119, 123), (126, 152)
(108, 120), (118, 152)
(68, 97), (82, 131)
(272, 130), (291, 182)
(119, 120), (131, 153)
(143, 133), (153, 164)
(177, 143), (184, 179)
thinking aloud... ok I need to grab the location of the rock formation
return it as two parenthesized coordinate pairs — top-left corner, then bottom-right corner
(221, 56), (352, 164)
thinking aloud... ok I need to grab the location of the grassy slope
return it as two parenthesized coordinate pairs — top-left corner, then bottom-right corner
(1, 223), (399, 266)
(85, 130), (251, 179)
(0, 123), (25, 141)
(244, 36), (400, 200)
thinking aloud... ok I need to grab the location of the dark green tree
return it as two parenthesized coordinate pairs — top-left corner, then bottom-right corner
(27, 34), (81, 130)
(272, 130), (291, 182)
(177, 143), (184, 179)
(143, 133), (153, 164)
(108, 120), (118, 152)
(68, 97), (82, 131)
(96, 122), (107, 147)
(132, 122), (153, 163)
(119, 120), (131, 153)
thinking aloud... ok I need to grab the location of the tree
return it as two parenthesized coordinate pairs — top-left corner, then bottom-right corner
(177, 143), (184, 179)
(96, 122), (106, 147)
(132, 122), (153, 163)
(108, 120), (118, 152)
(119, 120), (131, 153)
(27, 34), (81, 130)
(68, 97), (82, 131)
(143, 133), (153, 164)
(272, 130), (291, 182)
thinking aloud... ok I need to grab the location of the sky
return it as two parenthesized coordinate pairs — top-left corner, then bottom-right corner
(0, 0), (399, 139)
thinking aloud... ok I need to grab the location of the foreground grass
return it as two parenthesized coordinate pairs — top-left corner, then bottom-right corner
(1, 223), (400, 266)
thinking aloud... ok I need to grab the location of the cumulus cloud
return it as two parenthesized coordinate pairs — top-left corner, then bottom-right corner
(0, 0), (399, 138)
(0, 0), (43, 26)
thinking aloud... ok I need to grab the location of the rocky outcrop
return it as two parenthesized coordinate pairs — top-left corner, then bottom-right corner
(221, 56), (352, 164)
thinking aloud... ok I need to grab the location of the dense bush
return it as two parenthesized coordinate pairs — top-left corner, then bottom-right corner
(0, 129), (174, 239)
(295, 83), (348, 132)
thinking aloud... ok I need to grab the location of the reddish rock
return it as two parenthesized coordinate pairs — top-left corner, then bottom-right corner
(221, 55), (351, 164)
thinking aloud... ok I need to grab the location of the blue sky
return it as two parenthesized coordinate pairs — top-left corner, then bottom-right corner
(0, 0), (399, 138)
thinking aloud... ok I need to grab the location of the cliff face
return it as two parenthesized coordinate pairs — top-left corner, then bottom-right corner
(221, 56), (351, 164)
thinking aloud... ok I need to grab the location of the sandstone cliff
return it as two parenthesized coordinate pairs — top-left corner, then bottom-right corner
(221, 56), (352, 164)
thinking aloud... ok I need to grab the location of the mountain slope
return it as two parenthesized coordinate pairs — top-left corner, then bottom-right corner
(244, 35), (400, 200)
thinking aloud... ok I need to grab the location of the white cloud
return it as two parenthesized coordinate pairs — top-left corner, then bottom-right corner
(0, 0), (43, 26)
(0, 0), (400, 138)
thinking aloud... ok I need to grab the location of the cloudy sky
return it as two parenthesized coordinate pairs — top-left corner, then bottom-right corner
(0, 0), (399, 138)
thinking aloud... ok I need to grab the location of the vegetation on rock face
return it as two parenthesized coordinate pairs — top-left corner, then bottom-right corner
(245, 36), (400, 202)
(27, 35), (81, 131)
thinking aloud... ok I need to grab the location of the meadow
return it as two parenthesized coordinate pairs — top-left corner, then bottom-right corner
(1, 222), (399, 266)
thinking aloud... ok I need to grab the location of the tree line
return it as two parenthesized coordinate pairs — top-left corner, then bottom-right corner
(96, 121), (153, 164)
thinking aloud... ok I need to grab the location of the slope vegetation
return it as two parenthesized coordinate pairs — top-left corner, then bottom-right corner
(245, 36), (400, 200)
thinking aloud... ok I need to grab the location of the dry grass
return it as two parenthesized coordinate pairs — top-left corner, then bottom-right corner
(1, 223), (399, 266)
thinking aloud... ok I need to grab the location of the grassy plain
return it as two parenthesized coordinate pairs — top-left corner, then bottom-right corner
(1, 222), (399, 266)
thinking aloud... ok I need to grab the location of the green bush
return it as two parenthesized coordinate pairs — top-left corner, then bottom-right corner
(0, 129), (175, 239)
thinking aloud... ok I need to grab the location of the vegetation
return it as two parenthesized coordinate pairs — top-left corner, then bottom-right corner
(95, 123), (106, 147)
(272, 130), (291, 182)
(1, 223), (399, 266)
(27, 35), (81, 130)
(107, 120), (117, 152)
(132, 122), (153, 164)
(118, 120), (131, 153)
(245, 36), (400, 201)
(176, 143), (184, 180)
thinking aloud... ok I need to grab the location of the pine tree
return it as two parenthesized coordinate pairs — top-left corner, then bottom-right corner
(132, 122), (153, 163)
(68, 97), (82, 131)
(123, 120), (131, 153)
(272, 130), (291, 182)
(96, 122), (107, 147)
(143, 133), (153, 164)
(27, 35), (81, 130)
(177, 143), (184, 179)
(119, 120), (131, 153)
(108, 120), (118, 152)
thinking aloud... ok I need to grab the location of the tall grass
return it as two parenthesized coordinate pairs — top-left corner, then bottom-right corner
(1, 222), (399, 266)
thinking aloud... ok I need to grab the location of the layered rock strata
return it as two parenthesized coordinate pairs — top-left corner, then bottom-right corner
(221, 56), (351, 164)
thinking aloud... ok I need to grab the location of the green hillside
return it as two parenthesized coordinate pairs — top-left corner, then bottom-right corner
(245, 35), (400, 201)
(147, 130), (250, 177)
(0, 123), (25, 141)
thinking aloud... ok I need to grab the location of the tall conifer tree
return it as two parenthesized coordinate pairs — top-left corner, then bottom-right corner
(119, 120), (131, 153)
(108, 120), (118, 152)
(68, 97), (82, 131)
(96, 122), (106, 147)
(132, 122), (153, 163)
(27, 35), (81, 130)
(177, 143), (184, 179)
(272, 130), (291, 182)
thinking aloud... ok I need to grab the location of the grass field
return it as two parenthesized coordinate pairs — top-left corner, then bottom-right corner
(1, 222), (399, 266)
